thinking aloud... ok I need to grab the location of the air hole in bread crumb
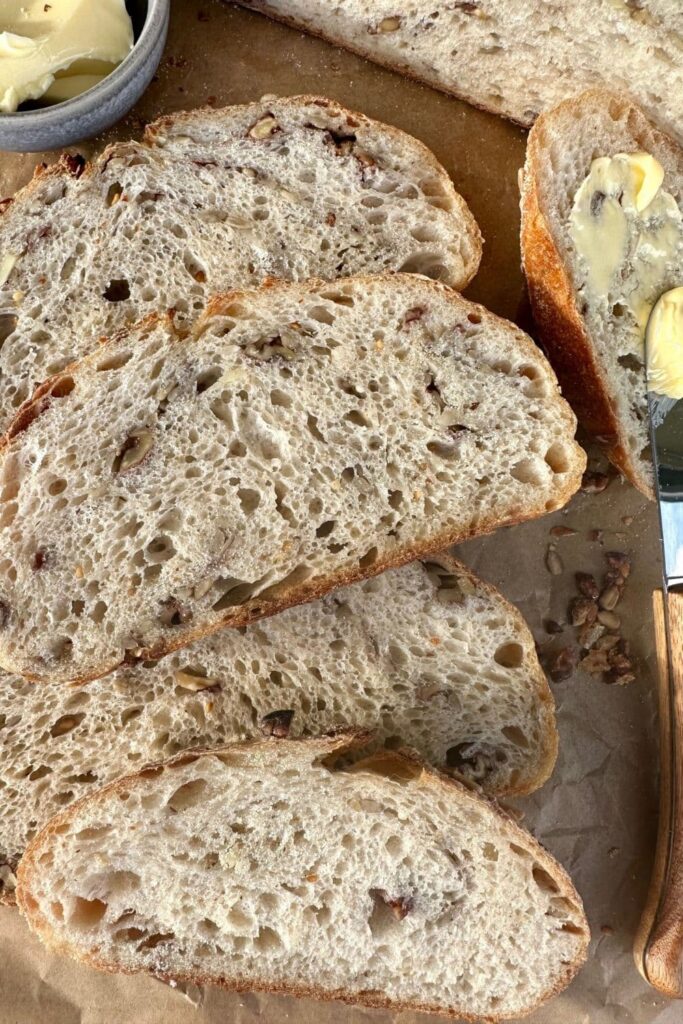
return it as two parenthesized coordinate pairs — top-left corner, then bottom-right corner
(255, 926), (282, 951)
(320, 290), (354, 307)
(167, 777), (208, 812)
(544, 444), (569, 474)
(502, 725), (530, 749)
(0, 314), (17, 346)
(238, 488), (261, 515)
(103, 279), (130, 302)
(510, 458), (544, 486)
(308, 305), (335, 325)
(359, 546), (379, 569)
(196, 368), (222, 393)
(137, 932), (175, 950)
(532, 864), (560, 894)
(482, 842), (499, 862)
(494, 642), (524, 668)
(69, 896), (108, 928)
(96, 351), (132, 372)
(618, 352), (643, 372)
(316, 520), (336, 538)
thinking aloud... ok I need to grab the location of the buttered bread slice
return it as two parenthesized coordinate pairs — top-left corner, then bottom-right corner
(0, 274), (584, 684)
(521, 90), (683, 497)
(0, 95), (481, 433)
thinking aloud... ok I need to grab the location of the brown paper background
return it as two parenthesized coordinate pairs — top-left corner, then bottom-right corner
(0, 2), (677, 1020)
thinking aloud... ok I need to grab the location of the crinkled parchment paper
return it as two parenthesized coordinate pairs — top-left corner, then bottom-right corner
(0, 2), (678, 1021)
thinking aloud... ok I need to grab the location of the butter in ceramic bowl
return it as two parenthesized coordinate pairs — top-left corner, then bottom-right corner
(0, 0), (134, 113)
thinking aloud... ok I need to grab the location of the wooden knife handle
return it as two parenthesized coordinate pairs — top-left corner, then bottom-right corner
(635, 589), (683, 996)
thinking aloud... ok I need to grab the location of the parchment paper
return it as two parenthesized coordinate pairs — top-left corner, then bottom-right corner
(0, 2), (676, 1021)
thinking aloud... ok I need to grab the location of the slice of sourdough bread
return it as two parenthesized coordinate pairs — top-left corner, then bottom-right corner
(0, 274), (585, 684)
(16, 734), (589, 1019)
(0, 95), (481, 433)
(235, 1), (683, 136)
(521, 90), (683, 498)
(0, 556), (557, 904)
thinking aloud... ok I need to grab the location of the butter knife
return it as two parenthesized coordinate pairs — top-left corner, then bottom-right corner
(635, 290), (683, 996)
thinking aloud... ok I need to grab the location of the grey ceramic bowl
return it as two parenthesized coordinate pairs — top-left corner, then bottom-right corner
(0, 0), (170, 153)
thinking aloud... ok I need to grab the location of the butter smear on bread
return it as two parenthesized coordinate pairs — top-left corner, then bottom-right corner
(569, 152), (682, 338)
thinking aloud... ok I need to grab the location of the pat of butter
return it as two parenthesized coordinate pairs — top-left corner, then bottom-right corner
(0, 0), (133, 113)
(569, 151), (683, 343)
(646, 288), (683, 400)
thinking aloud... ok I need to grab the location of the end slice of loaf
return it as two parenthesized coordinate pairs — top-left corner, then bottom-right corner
(235, 1), (683, 136)
(0, 555), (557, 904)
(0, 94), (481, 433)
(521, 89), (683, 498)
(17, 734), (589, 1020)
(0, 274), (585, 684)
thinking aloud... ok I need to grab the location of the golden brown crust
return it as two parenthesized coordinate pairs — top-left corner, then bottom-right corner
(0, 275), (585, 685)
(519, 88), (683, 500)
(17, 734), (589, 1021)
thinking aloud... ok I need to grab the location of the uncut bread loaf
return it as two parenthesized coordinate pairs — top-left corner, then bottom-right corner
(0, 95), (480, 434)
(17, 734), (589, 1019)
(521, 90), (683, 498)
(0, 556), (557, 904)
(235, 0), (683, 137)
(0, 275), (585, 684)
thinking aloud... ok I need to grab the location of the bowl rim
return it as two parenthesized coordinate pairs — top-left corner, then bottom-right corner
(0, 0), (170, 123)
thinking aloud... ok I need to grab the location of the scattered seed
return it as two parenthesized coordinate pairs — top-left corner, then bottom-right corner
(549, 525), (577, 538)
(601, 924), (614, 935)
(605, 551), (631, 579)
(547, 647), (577, 682)
(543, 618), (564, 635)
(621, 516), (633, 526)
(569, 597), (597, 627)
(581, 471), (609, 494)
(580, 648), (611, 675)
(545, 544), (564, 575)
(597, 609), (621, 630)
(595, 634), (621, 652)
(578, 622), (605, 649)
(589, 529), (604, 542)
(599, 584), (621, 611)
(604, 669), (635, 685)
(575, 572), (599, 600)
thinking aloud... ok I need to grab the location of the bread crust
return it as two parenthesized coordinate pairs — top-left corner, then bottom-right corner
(16, 733), (589, 1021)
(520, 88), (683, 500)
(0, 274), (586, 686)
(232, 2), (534, 128)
